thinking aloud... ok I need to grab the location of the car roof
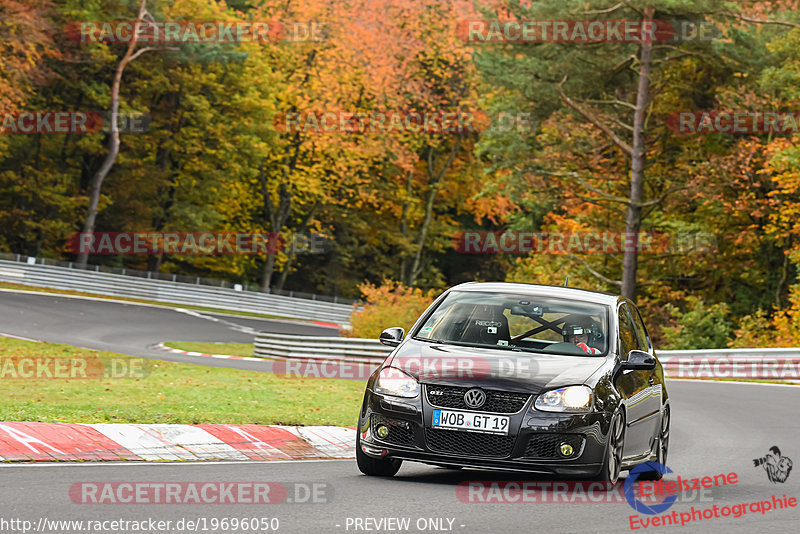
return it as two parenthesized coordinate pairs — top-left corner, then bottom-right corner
(448, 281), (622, 307)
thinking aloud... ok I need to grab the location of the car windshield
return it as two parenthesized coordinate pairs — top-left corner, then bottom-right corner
(413, 290), (609, 356)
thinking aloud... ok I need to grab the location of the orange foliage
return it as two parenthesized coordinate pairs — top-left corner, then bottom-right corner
(345, 280), (440, 339)
(0, 0), (58, 108)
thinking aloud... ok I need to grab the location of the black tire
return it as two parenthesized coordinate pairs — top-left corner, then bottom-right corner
(594, 412), (625, 489)
(637, 406), (670, 481)
(356, 433), (402, 477)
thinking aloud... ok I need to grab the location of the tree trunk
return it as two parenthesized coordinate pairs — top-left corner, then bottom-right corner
(621, 5), (654, 300)
(147, 142), (174, 274)
(408, 140), (461, 286)
(259, 166), (292, 292)
(76, 0), (151, 268)
(408, 177), (438, 286)
(261, 253), (277, 292)
(147, 253), (163, 273)
(399, 170), (412, 282)
(277, 202), (319, 290)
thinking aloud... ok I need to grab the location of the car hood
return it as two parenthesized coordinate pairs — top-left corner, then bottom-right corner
(386, 340), (608, 394)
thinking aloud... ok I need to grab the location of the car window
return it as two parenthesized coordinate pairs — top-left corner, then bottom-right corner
(617, 304), (640, 358)
(414, 290), (609, 356)
(504, 310), (563, 342)
(629, 304), (652, 352)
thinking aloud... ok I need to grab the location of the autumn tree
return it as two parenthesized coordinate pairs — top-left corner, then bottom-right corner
(473, 0), (800, 301)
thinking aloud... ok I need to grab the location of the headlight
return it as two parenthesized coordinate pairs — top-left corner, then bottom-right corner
(534, 385), (593, 412)
(374, 367), (419, 398)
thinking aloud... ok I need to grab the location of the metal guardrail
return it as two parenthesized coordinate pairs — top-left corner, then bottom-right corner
(0, 258), (355, 325)
(658, 348), (800, 380)
(254, 333), (800, 380)
(0, 252), (354, 304)
(657, 348), (800, 358)
(254, 333), (390, 363)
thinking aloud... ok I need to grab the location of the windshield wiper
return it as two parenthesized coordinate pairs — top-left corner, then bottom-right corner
(432, 340), (522, 352)
(412, 337), (446, 344)
(506, 345), (547, 354)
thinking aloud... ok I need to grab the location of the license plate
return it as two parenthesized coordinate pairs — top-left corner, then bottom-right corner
(432, 409), (510, 435)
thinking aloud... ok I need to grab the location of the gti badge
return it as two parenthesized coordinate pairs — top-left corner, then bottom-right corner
(464, 388), (486, 409)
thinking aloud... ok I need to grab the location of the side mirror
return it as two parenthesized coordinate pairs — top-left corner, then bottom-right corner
(379, 327), (405, 347)
(620, 350), (656, 371)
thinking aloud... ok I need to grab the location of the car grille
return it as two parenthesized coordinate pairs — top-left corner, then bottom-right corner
(524, 434), (584, 459)
(425, 385), (530, 413)
(425, 428), (516, 458)
(371, 414), (415, 446)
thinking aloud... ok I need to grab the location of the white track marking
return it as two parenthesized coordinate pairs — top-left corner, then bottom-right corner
(174, 308), (260, 335)
(0, 332), (41, 342)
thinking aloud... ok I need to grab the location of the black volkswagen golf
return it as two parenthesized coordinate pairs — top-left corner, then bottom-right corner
(356, 282), (669, 485)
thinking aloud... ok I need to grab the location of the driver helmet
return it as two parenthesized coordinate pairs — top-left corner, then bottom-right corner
(562, 315), (597, 342)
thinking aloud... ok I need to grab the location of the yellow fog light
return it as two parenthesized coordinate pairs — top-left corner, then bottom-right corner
(376, 425), (389, 439)
(559, 443), (574, 457)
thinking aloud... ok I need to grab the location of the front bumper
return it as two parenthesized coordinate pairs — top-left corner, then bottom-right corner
(358, 386), (613, 476)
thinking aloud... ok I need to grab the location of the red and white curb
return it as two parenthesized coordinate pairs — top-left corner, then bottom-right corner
(0, 422), (356, 462)
(311, 321), (341, 329)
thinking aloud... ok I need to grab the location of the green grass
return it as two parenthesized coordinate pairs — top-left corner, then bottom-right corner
(0, 281), (298, 322)
(0, 337), (362, 426)
(164, 341), (255, 358)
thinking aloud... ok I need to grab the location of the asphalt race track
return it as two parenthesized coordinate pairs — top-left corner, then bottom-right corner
(0, 290), (335, 370)
(1, 289), (799, 533)
(0, 381), (797, 533)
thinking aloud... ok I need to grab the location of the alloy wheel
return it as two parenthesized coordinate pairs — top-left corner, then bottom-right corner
(608, 414), (625, 484)
(658, 407), (670, 466)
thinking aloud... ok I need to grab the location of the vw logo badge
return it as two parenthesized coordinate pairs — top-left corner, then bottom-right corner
(464, 388), (486, 409)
